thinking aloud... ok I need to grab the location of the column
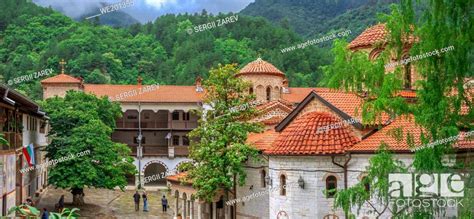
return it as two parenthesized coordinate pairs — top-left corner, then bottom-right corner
(183, 198), (187, 219)
(175, 194), (179, 218)
(224, 204), (230, 219)
(212, 202), (217, 219)
(197, 202), (202, 219)
(190, 200), (194, 219)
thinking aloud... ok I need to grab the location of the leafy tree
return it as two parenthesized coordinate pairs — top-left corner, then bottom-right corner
(324, 0), (473, 217)
(84, 69), (110, 84)
(335, 144), (407, 218)
(188, 64), (263, 203)
(41, 91), (136, 205)
(8, 204), (40, 218)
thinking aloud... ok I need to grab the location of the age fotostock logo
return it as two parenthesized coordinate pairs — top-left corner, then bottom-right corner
(388, 173), (465, 208)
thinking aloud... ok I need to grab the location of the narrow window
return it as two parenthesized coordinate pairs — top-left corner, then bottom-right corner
(249, 87), (254, 95)
(404, 62), (412, 89)
(172, 111), (180, 120)
(362, 176), (370, 192)
(261, 170), (266, 188)
(172, 136), (180, 146)
(266, 86), (271, 101)
(280, 175), (286, 196)
(326, 175), (337, 198)
(182, 136), (190, 146)
(183, 112), (190, 121)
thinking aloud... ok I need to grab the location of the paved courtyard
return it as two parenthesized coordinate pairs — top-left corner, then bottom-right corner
(36, 187), (176, 219)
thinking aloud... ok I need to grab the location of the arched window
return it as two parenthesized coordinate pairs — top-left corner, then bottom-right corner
(326, 175), (337, 198)
(266, 86), (271, 101)
(261, 170), (266, 188)
(362, 176), (370, 192)
(249, 87), (254, 95)
(280, 175), (286, 196)
(404, 62), (412, 89)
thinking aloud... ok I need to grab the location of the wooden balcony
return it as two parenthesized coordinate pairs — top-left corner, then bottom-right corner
(174, 146), (189, 156)
(129, 145), (169, 156)
(116, 121), (197, 129)
(1, 132), (21, 150)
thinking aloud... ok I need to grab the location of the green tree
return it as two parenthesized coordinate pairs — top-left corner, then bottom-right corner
(324, 0), (473, 217)
(41, 91), (136, 205)
(188, 64), (263, 203)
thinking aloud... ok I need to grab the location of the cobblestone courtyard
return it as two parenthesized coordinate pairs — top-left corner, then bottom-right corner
(36, 187), (176, 219)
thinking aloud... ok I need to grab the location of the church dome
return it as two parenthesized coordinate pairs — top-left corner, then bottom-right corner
(237, 58), (285, 77)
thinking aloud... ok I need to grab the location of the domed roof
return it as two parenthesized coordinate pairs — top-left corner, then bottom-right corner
(237, 58), (285, 77)
(348, 23), (387, 50)
(265, 112), (360, 155)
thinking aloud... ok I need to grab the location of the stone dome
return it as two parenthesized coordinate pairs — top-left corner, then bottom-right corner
(237, 58), (285, 77)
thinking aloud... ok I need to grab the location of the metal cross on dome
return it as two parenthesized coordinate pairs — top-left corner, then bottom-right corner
(59, 59), (67, 74)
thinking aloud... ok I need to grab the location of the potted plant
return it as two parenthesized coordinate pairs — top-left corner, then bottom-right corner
(50, 207), (81, 219)
(8, 204), (40, 218)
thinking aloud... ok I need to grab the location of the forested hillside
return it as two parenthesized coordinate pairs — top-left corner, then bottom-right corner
(241, 0), (397, 38)
(0, 0), (331, 100)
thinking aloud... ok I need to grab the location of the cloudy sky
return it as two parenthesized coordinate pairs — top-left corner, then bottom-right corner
(33, 0), (255, 22)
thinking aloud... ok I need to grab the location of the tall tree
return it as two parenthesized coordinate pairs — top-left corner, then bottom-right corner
(323, 0), (473, 217)
(188, 64), (263, 204)
(41, 91), (136, 205)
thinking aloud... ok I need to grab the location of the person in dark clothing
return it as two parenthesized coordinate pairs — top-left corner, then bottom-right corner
(57, 195), (64, 212)
(133, 191), (141, 211)
(142, 192), (149, 212)
(41, 208), (49, 219)
(161, 195), (168, 212)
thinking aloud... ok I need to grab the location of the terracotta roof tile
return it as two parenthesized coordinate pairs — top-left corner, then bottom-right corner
(398, 90), (417, 98)
(282, 89), (389, 125)
(166, 172), (192, 184)
(83, 84), (204, 103)
(247, 129), (280, 151)
(349, 115), (423, 152)
(266, 112), (360, 155)
(237, 58), (285, 77)
(41, 73), (82, 84)
(348, 24), (388, 50)
(456, 132), (474, 150)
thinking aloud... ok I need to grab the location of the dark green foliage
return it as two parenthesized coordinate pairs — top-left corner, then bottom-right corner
(41, 91), (136, 191)
(0, 0), (331, 101)
(241, 0), (397, 39)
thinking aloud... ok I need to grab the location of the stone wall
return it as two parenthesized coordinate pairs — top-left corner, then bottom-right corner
(237, 157), (269, 219)
(238, 75), (285, 102)
(42, 84), (82, 99)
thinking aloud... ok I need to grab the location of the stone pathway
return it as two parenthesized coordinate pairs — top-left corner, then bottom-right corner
(36, 187), (176, 218)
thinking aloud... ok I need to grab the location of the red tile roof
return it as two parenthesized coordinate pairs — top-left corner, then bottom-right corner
(398, 90), (417, 98)
(237, 58), (286, 77)
(166, 172), (192, 184)
(266, 112), (360, 155)
(247, 129), (280, 151)
(349, 115), (424, 152)
(348, 24), (388, 50)
(83, 84), (204, 103)
(282, 89), (389, 125)
(40, 73), (82, 84)
(456, 132), (474, 150)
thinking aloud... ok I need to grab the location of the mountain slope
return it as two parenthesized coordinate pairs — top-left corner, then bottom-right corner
(241, 0), (396, 38)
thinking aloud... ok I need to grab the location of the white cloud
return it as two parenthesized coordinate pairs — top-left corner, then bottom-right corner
(144, 0), (177, 9)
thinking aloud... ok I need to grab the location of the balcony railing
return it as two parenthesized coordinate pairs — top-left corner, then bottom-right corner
(129, 145), (169, 156)
(1, 132), (22, 150)
(174, 146), (189, 156)
(116, 121), (197, 129)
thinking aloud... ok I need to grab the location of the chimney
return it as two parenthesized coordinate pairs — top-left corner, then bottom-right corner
(282, 79), (290, 93)
(195, 76), (203, 92)
(137, 76), (143, 85)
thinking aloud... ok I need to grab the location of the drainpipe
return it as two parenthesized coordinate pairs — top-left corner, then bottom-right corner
(331, 153), (352, 189)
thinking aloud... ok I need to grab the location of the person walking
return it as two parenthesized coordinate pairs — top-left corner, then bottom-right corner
(133, 191), (141, 211)
(161, 195), (168, 212)
(41, 208), (49, 219)
(57, 195), (64, 212)
(142, 192), (149, 212)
